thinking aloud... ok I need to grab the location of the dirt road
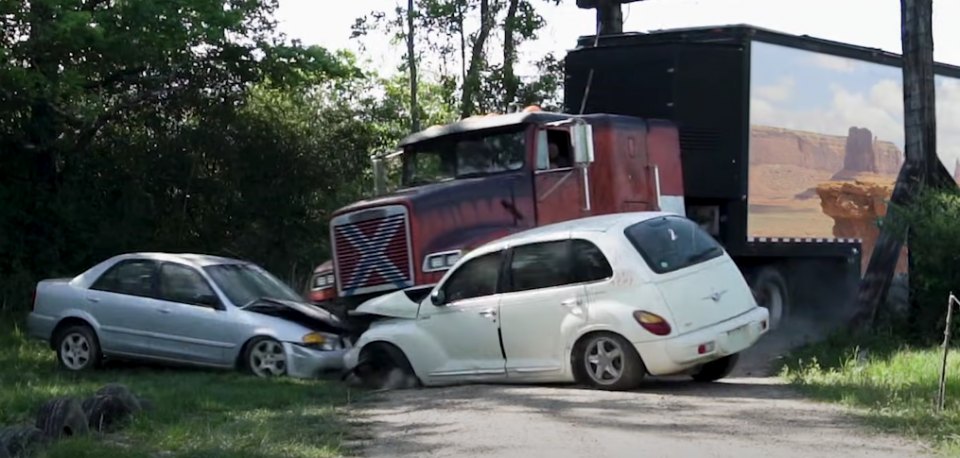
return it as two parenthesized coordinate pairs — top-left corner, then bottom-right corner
(343, 319), (929, 458)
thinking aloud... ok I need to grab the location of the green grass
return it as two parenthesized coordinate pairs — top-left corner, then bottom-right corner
(780, 332), (960, 456)
(0, 313), (358, 458)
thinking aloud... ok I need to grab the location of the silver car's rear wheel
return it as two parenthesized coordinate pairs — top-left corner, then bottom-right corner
(55, 325), (101, 372)
(246, 337), (287, 377)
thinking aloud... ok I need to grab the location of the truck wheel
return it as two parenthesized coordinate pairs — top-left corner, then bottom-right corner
(751, 267), (789, 330)
(35, 397), (89, 440)
(691, 354), (739, 382)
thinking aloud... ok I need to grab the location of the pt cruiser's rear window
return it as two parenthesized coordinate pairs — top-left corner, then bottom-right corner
(624, 216), (723, 274)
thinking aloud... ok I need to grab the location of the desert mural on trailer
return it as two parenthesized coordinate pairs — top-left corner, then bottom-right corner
(747, 41), (960, 274)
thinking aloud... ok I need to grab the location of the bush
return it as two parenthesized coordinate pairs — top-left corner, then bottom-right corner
(886, 187), (960, 343)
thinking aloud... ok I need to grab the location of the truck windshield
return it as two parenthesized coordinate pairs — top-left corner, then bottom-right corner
(402, 129), (526, 187)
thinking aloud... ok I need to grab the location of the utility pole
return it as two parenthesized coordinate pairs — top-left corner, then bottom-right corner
(853, 0), (940, 329)
(576, 0), (646, 35)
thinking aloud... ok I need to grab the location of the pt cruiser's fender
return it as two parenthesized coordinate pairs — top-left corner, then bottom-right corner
(347, 318), (453, 384)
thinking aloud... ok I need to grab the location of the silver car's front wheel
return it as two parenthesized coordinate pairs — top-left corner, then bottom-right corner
(55, 325), (101, 372)
(245, 337), (287, 377)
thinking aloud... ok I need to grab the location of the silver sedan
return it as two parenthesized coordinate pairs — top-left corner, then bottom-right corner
(27, 253), (352, 378)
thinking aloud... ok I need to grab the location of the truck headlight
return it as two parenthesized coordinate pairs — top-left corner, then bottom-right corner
(423, 250), (462, 272)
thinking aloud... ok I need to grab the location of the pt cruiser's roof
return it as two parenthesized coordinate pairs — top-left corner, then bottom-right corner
(478, 211), (681, 253)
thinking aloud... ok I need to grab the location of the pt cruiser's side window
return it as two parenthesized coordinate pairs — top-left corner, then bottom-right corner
(571, 239), (613, 283)
(508, 240), (570, 292)
(624, 216), (723, 274)
(441, 251), (503, 303)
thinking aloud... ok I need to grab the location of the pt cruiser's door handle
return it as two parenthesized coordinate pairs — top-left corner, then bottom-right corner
(561, 299), (583, 307)
(478, 309), (497, 319)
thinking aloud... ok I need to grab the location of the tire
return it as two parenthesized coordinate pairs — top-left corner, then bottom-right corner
(0, 426), (45, 457)
(691, 354), (739, 382)
(94, 383), (142, 413)
(574, 333), (645, 391)
(357, 343), (419, 391)
(54, 324), (101, 372)
(243, 337), (288, 377)
(750, 267), (789, 331)
(35, 397), (89, 440)
(82, 394), (135, 433)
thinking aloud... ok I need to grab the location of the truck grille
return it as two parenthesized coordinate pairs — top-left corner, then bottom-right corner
(331, 205), (413, 296)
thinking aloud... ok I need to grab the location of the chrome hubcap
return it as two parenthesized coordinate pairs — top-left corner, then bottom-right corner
(250, 340), (286, 376)
(585, 337), (624, 385)
(60, 333), (91, 370)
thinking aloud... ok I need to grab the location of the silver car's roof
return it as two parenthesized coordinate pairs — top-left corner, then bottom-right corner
(117, 252), (249, 268)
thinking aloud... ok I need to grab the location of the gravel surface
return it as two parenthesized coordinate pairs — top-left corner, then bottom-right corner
(343, 315), (929, 458)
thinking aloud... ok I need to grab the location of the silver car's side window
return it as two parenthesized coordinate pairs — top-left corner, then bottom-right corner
(90, 260), (158, 298)
(158, 263), (218, 308)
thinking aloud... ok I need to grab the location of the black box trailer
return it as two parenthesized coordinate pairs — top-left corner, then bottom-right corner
(564, 24), (960, 326)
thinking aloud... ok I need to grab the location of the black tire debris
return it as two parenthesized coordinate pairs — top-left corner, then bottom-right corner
(35, 397), (89, 440)
(94, 383), (142, 413)
(82, 394), (135, 433)
(0, 425), (45, 457)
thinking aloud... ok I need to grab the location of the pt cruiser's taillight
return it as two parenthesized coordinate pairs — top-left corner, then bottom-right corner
(633, 310), (671, 336)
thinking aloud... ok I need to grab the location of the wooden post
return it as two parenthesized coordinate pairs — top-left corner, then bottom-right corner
(853, 0), (938, 330)
(938, 293), (956, 411)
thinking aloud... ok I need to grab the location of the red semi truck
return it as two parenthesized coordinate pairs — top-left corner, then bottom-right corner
(306, 24), (960, 330)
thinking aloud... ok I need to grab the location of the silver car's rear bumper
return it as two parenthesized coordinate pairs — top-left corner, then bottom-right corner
(26, 312), (57, 344)
(283, 342), (347, 379)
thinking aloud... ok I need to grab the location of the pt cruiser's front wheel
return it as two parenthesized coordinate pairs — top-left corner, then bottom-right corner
(575, 333), (645, 391)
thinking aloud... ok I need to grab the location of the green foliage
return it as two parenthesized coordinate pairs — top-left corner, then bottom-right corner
(351, 0), (565, 118)
(0, 0), (398, 309)
(884, 187), (960, 343)
(780, 332), (960, 454)
(0, 313), (355, 457)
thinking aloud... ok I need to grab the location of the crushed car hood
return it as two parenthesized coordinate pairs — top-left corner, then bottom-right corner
(242, 298), (350, 333)
(351, 287), (428, 320)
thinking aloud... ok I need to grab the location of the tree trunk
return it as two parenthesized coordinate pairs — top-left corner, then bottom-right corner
(501, 0), (520, 111)
(852, 0), (937, 330)
(460, 0), (492, 118)
(458, 1), (467, 83)
(407, 0), (420, 133)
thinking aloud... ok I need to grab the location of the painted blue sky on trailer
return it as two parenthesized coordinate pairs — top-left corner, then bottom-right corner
(749, 40), (960, 172)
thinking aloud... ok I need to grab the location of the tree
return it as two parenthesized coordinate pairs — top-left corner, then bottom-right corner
(352, 0), (564, 119)
(853, 0), (950, 329)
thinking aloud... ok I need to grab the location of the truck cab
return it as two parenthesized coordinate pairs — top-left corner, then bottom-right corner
(308, 109), (685, 310)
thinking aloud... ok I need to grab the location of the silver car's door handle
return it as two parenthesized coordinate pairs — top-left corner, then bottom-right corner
(158, 307), (172, 314)
(85, 296), (100, 303)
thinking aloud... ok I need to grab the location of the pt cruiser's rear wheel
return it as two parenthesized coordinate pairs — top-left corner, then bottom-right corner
(576, 333), (645, 391)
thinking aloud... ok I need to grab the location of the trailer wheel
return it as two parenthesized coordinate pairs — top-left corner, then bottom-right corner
(751, 267), (789, 330)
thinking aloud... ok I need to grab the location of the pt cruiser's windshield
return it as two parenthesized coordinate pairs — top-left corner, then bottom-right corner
(402, 128), (526, 187)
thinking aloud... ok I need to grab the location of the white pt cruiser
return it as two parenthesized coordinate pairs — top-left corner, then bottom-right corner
(344, 212), (770, 391)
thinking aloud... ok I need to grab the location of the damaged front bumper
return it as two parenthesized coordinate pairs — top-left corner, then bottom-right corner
(282, 342), (350, 379)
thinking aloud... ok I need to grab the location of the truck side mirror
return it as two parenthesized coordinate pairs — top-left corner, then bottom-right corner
(571, 123), (595, 164)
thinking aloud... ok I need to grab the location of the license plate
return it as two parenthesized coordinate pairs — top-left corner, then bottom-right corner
(726, 324), (750, 348)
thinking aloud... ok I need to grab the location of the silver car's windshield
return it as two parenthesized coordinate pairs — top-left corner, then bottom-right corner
(204, 264), (303, 306)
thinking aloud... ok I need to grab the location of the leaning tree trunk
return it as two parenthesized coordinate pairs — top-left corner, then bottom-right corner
(407, 0), (420, 133)
(460, 0), (492, 118)
(853, 0), (938, 330)
(501, 0), (520, 111)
